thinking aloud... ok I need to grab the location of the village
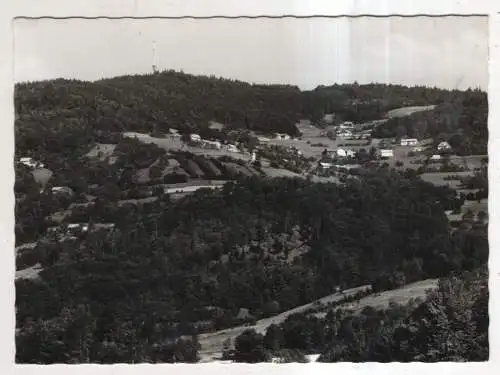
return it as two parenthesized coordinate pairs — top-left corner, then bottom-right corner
(15, 104), (488, 284)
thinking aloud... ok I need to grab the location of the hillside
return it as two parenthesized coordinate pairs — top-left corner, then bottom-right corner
(14, 71), (489, 364)
(15, 70), (487, 160)
(198, 278), (439, 362)
(15, 174), (488, 363)
(227, 267), (487, 363)
(372, 93), (488, 155)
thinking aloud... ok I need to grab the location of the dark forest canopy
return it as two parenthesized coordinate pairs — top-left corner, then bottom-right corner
(15, 173), (488, 363)
(15, 70), (488, 157)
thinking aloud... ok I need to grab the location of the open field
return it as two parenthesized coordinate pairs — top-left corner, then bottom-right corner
(122, 132), (251, 162)
(31, 168), (53, 187)
(15, 263), (43, 281)
(15, 242), (37, 256)
(386, 105), (436, 118)
(313, 279), (438, 319)
(261, 167), (302, 179)
(198, 278), (438, 362)
(197, 284), (370, 362)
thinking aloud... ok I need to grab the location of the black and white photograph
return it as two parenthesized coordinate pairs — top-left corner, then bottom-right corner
(13, 14), (489, 364)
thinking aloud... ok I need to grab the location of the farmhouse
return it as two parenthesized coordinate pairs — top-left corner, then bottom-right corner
(339, 121), (354, 130)
(336, 148), (355, 158)
(337, 130), (353, 139)
(201, 140), (222, 150)
(189, 133), (201, 142)
(275, 133), (291, 141)
(400, 138), (419, 146)
(51, 186), (75, 196)
(319, 162), (334, 169)
(379, 149), (394, 158)
(19, 157), (44, 169)
(250, 152), (257, 163)
(437, 141), (451, 151)
(67, 223), (89, 233)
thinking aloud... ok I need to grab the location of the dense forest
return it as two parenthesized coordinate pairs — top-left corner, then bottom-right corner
(14, 70), (489, 363)
(16, 173), (488, 363)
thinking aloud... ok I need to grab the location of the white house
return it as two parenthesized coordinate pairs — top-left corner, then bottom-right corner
(51, 186), (74, 196)
(437, 141), (451, 151)
(67, 223), (89, 233)
(337, 129), (353, 138)
(430, 154), (442, 161)
(379, 149), (394, 158)
(339, 121), (354, 130)
(336, 148), (355, 158)
(275, 133), (291, 141)
(19, 157), (44, 169)
(336, 148), (347, 158)
(400, 138), (419, 147)
(202, 140), (222, 150)
(319, 162), (333, 169)
(189, 134), (201, 142)
(93, 223), (116, 231)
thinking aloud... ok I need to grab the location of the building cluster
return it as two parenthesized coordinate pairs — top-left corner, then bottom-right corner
(186, 133), (239, 153)
(334, 122), (372, 140)
(18, 157), (45, 169)
(274, 133), (291, 141)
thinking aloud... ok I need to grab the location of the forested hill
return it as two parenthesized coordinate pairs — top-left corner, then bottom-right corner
(15, 173), (488, 363)
(15, 70), (486, 156)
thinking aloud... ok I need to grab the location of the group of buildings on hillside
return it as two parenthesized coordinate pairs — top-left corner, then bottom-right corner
(186, 132), (241, 153)
(18, 157), (44, 169)
(334, 122), (373, 140)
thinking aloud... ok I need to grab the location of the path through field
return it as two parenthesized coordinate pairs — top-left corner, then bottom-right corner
(386, 105), (436, 118)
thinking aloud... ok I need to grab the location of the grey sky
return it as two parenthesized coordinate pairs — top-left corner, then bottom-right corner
(14, 16), (488, 90)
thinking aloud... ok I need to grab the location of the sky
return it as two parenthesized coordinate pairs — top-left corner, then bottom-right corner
(13, 16), (488, 91)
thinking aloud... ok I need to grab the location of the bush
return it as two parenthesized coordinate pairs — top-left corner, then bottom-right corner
(233, 329), (270, 363)
(163, 173), (188, 184)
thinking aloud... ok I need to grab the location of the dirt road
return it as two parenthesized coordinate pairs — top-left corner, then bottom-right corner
(197, 279), (438, 362)
(197, 284), (370, 362)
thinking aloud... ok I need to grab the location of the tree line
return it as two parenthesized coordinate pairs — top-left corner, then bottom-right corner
(16, 172), (488, 363)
